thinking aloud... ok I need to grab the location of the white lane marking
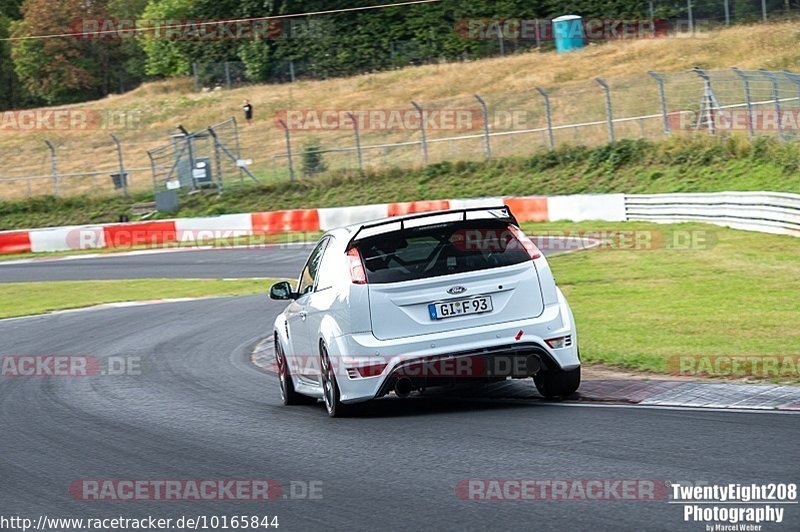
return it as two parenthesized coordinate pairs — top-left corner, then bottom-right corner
(528, 401), (800, 415)
(0, 296), (224, 323)
(0, 241), (314, 266)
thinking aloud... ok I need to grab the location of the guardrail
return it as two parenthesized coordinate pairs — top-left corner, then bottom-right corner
(625, 192), (800, 237)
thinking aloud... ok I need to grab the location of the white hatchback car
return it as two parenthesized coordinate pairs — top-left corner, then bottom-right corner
(269, 207), (580, 416)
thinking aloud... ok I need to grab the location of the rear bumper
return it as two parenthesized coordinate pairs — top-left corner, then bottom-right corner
(329, 291), (579, 403)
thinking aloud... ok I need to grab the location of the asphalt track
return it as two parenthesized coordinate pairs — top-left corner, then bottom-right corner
(0, 246), (315, 283)
(1, 244), (798, 531)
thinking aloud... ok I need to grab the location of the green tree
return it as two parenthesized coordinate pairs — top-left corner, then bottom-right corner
(301, 138), (327, 177)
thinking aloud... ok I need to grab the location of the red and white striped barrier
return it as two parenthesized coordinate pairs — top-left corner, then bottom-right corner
(9, 191), (796, 256)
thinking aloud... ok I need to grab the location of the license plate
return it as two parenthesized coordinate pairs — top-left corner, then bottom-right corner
(428, 296), (493, 320)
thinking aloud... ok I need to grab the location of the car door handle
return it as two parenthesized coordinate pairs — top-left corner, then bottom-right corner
(299, 311), (307, 320)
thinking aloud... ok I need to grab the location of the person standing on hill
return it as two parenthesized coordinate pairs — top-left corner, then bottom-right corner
(243, 100), (254, 125)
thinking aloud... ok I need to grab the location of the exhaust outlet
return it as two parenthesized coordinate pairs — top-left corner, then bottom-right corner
(394, 377), (413, 398)
(526, 355), (542, 376)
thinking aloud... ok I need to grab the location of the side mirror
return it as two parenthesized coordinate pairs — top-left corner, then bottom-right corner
(269, 281), (297, 301)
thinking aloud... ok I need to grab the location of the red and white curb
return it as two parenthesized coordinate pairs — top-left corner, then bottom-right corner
(0, 195), (620, 256)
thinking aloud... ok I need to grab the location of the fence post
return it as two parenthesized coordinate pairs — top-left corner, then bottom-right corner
(692, 67), (718, 137)
(687, 0), (694, 34)
(731, 68), (755, 139)
(595, 77), (615, 144)
(723, 0), (731, 26)
(277, 119), (295, 181)
(347, 112), (364, 172)
(192, 62), (199, 90)
(535, 87), (555, 150)
(759, 69), (785, 141)
(224, 62), (232, 89)
(147, 150), (158, 190)
(207, 127), (224, 193)
(761, 0), (768, 22)
(177, 125), (197, 190)
(110, 133), (129, 197)
(647, 71), (670, 137)
(232, 116), (245, 184)
(44, 140), (59, 197)
(474, 94), (492, 160)
(411, 101), (429, 166)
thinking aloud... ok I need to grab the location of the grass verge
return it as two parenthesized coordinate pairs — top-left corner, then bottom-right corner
(2, 135), (800, 230)
(526, 221), (800, 382)
(0, 278), (279, 319)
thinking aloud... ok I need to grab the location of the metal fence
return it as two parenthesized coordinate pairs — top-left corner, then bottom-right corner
(266, 68), (800, 182)
(1, 68), (799, 200)
(147, 117), (259, 193)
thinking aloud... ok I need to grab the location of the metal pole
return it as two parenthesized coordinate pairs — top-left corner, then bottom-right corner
(724, 0), (731, 26)
(147, 150), (158, 191)
(760, 69), (785, 141)
(110, 133), (128, 197)
(687, 0), (694, 34)
(474, 94), (492, 160)
(44, 140), (59, 197)
(192, 62), (199, 90)
(595, 78), (615, 144)
(231, 117), (245, 184)
(647, 71), (670, 137)
(411, 101), (429, 166)
(177, 125), (196, 190)
(731, 68), (755, 139)
(277, 119), (295, 181)
(347, 112), (364, 172)
(692, 67), (716, 137)
(648, 0), (654, 18)
(224, 62), (231, 89)
(535, 86), (555, 149)
(762, 0), (768, 22)
(207, 127), (224, 193)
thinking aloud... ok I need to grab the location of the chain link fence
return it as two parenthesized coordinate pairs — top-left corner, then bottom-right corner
(266, 68), (800, 183)
(1, 67), (799, 200)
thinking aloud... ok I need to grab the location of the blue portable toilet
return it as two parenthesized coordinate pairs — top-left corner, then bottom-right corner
(552, 15), (585, 53)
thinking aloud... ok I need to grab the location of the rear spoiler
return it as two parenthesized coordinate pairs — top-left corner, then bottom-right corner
(345, 205), (518, 250)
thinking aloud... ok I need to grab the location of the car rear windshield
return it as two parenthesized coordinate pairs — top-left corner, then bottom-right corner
(356, 220), (532, 284)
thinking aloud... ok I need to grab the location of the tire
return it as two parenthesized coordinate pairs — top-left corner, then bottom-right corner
(534, 366), (581, 398)
(320, 344), (358, 418)
(275, 341), (316, 406)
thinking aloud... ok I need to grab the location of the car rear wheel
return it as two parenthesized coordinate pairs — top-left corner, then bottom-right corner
(320, 344), (357, 418)
(276, 341), (316, 406)
(534, 366), (581, 398)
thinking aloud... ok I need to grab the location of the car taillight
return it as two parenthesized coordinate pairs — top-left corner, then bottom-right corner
(508, 225), (542, 260)
(347, 247), (367, 284)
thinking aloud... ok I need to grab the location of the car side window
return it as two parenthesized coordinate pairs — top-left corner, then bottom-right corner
(315, 237), (339, 291)
(298, 238), (329, 295)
